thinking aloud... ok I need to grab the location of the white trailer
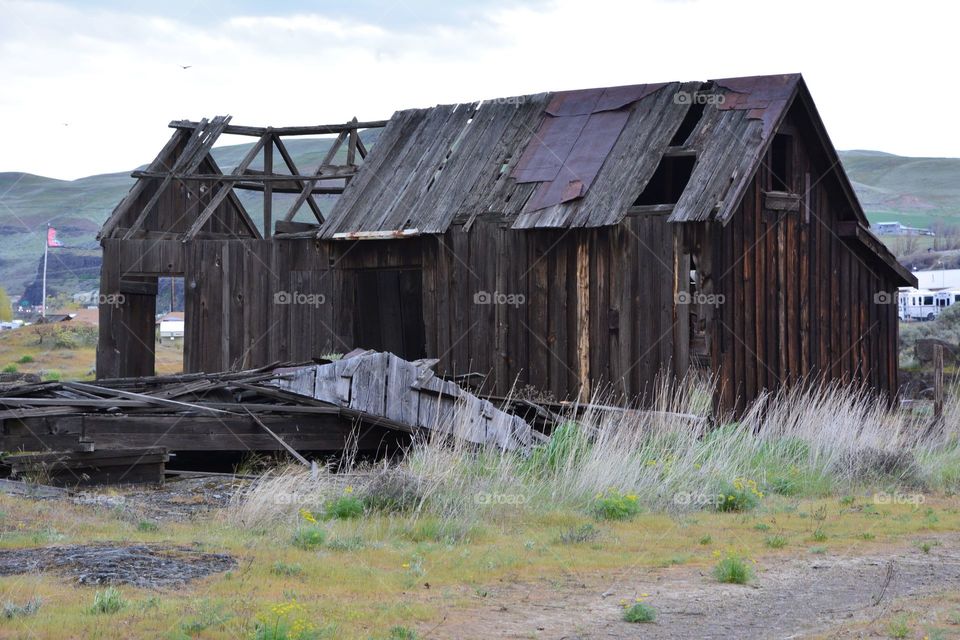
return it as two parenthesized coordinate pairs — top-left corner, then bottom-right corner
(899, 288), (960, 321)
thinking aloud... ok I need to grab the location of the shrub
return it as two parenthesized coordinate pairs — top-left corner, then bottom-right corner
(362, 469), (422, 513)
(42, 370), (61, 381)
(557, 524), (600, 545)
(2, 364), (16, 373)
(325, 493), (364, 520)
(90, 587), (126, 614)
(812, 527), (827, 542)
(591, 489), (641, 521)
(270, 561), (303, 576)
(887, 615), (910, 639)
(404, 518), (478, 544)
(51, 325), (97, 350)
(713, 555), (753, 584)
(837, 448), (924, 488)
(253, 600), (319, 640)
(2, 597), (41, 619)
(698, 534), (712, 545)
(136, 520), (159, 532)
(387, 627), (419, 640)
(326, 535), (365, 551)
(16, 355), (34, 364)
(622, 601), (656, 623)
(292, 526), (327, 550)
(715, 478), (762, 512)
(765, 535), (787, 549)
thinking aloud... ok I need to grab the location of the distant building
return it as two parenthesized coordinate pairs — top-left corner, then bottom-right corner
(157, 312), (185, 340)
(912, 268), (960, 290)
(874, 221), (935, 236)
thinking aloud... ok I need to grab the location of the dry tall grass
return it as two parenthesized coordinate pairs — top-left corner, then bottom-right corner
(229, 377), (960, 529)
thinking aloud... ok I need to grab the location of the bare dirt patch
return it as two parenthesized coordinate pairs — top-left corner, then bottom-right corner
(72, 476), (246, 522)
(0, 544), (236, 588)
(432, 536), (960, 639)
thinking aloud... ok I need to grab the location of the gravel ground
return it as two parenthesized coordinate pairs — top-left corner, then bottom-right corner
(433, 535), (960, 639)
(0, 544), (236, 588)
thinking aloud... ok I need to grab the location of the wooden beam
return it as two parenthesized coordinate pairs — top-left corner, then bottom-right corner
(169, 119), (389, 136)
(626, 204), (675, 215)
(242, 406), (310, 466)
(283, 130), (349, 222)
(62, 381), (236, 415)
(132, 170), (356, 182)
(263, 132), (273, 238)
(330, 229), (420, 240)
(181, 133), (267, 242)
(272, 135), (325, 224)
(122, 116), (232, 241)
(98, 128), (191, 240)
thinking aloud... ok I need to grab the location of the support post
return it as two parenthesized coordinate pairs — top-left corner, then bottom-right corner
(41, 225), (48, 318)
(934, 343), (944, 423)
(263, 130), (273, 238)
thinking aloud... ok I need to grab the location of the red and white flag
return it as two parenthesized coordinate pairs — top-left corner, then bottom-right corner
(47, 227), (64, 247)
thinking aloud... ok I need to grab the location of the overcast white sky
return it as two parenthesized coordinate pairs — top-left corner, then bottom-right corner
(1, 0), (956, 180)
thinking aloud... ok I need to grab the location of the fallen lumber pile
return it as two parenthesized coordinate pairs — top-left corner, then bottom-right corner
(270, 351), (534, 450)
(0, 351), (535, 480)
(6, 448), (169, 487)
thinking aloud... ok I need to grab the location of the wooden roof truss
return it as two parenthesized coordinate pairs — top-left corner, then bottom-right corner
(99, 116), (387, 242)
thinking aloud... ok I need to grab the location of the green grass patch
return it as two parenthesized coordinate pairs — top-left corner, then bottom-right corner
(713, 555), (753, 584)
(622, 601), (656, 623)
(591, 488), (641, 521)
(90, 587), (125, 615)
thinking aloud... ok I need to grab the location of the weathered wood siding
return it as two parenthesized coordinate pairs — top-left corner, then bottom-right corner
(710, 107), (900, 413)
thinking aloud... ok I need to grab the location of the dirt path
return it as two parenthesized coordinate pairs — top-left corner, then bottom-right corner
(430, 537), (960, 639)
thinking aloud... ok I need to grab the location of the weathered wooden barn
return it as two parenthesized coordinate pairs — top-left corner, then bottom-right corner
(96, 73), (915, 413)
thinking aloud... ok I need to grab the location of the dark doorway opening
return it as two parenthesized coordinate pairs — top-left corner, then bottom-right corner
(353, 268), (426, 360)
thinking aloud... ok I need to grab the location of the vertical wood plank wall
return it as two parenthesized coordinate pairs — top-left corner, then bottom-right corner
(711, 135), (899, 414)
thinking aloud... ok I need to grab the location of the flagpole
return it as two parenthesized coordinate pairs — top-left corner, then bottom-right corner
(41, 224), (49, 318)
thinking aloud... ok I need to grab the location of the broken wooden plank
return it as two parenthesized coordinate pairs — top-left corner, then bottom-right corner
(242, 406), (310, 466)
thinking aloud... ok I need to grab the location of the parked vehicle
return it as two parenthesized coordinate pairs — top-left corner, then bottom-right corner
(899, 288), (960, 321)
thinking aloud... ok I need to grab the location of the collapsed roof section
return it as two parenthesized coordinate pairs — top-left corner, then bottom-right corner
(319, 73), (801, 236)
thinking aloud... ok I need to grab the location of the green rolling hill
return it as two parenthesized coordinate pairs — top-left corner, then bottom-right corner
(0, 142), (956, 305)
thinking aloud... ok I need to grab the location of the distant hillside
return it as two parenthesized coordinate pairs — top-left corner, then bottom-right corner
(838, 150), (960, 228)
(0, 142), (955, 303)
(0, 132), (379, 304)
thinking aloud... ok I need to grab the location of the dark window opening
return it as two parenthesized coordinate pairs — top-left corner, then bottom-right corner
(771, 133), (794, 191)
(669, 101), (706, 146)
(633, 155), (696, 206)
(924, 296), (934, 305)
